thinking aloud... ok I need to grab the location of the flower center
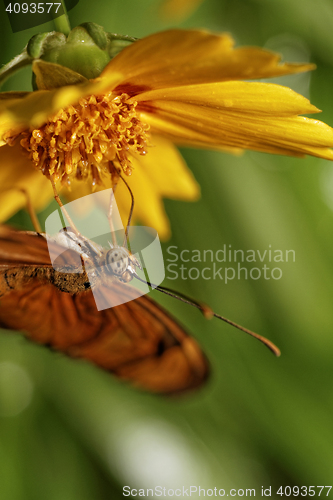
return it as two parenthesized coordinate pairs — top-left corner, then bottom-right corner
(18, 93), (150, 187)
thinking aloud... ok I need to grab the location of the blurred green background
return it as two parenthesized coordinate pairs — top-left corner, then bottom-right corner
(1, 0), (333, 498)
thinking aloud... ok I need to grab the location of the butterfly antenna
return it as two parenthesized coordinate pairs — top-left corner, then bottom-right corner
(118, 172), (135, 248)
(133, 274), (280, 357)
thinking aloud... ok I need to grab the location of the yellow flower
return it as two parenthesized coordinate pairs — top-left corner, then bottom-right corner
(1, 28), (333, 238)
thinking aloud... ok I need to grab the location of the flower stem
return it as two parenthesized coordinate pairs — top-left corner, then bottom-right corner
(0, 50), (32, 87)
(52, 0), (71, 36)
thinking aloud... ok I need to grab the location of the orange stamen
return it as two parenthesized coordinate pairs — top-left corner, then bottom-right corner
(15, 93), (150, 187)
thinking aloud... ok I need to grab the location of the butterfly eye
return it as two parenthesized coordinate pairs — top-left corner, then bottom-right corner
(119, 270), (134, 283)
(106, 247), (130, 276)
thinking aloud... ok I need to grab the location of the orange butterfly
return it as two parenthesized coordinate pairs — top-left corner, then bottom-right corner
(0, 225), (210, 394)
(0, 223), (280, 395)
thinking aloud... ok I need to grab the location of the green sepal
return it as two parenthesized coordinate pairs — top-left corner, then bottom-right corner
(1, 22), (138, 90)
(79, 22), (108, 50)
(106, 33), (138, 59)
(32, 60), (87, 90)
(27, 32), (66, 59)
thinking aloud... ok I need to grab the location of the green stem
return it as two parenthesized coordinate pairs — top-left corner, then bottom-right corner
(0, 50), (32, 87)
(52, 0), (71, 36)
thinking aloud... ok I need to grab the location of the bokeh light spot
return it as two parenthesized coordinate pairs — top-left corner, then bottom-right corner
(0, 361), (34, 417)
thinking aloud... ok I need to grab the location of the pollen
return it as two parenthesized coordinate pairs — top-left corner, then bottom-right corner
(17, 93), (150, 187)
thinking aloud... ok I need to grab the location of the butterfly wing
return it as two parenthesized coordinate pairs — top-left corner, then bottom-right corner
(0, 226), (51, 267)
(0, 225), (83, 269)
(0, 227), (209, 394)
(76, 283), (209, 394)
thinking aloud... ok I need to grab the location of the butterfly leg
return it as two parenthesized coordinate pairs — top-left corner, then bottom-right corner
(107, 167), (135, 249)
(9, 188), (42, 233)
(49, 177), (82, 234)
(49, 178), (104, 257)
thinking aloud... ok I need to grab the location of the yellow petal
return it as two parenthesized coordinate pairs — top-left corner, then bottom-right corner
(103, 29), (315, 91)
(67, 136), (198, 239)
(119, 173), (172, 240)
(68, 175), (171, 240)
(140, 101), (333, 160)
(134, 81), (321, 116)
(0, 92), (30, 102)
(0, 71), (123, 135)
(133, 135), (200, 199)
(0, 143), (53, 221)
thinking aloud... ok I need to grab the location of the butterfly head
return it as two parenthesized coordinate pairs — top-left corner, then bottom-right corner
(105, 246), (141, 283)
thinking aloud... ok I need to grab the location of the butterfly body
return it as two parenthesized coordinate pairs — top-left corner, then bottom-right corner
(49, 227), (141, 285)
(0, 226), (209, 394)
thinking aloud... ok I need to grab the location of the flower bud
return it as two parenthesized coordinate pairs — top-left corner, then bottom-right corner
(28, 23), (111, 80)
